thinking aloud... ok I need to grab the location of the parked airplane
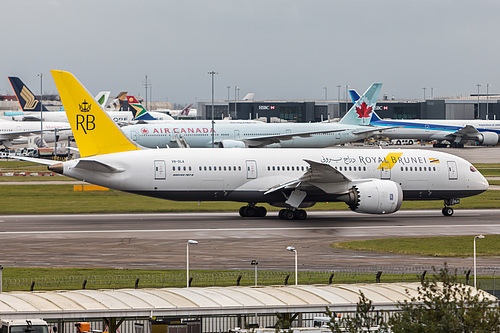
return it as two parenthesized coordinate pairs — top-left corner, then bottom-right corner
(7, 77), (172, 124)
(125, 96), (175, 121)
(8, 70), (488, 219)
(0, 119), (71, 148)
(121, 83), (387, 148)
(350, 89), (500, 148)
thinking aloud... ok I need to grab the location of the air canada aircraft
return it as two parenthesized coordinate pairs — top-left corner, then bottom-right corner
(121, 83), (387, 148)
(8, 70), (488, 219)
(349, 89), (500, 148)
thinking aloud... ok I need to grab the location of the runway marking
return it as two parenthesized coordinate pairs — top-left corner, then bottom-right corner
(1, 224), (500, 235)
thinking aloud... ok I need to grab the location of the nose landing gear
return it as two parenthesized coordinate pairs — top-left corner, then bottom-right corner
(442, 198), (460, 216)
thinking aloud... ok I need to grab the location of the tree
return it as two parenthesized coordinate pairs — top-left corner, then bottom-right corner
(389, 265), (500, 332)
(326, 291), (390, 333)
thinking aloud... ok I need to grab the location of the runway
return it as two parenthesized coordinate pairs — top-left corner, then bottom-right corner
(1, 209), (499, 272)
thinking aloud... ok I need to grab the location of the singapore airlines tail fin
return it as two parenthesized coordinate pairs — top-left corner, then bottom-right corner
(339, 83), (382, 126)
(51, 70), (141, 158)
(8, 76), (50, 112)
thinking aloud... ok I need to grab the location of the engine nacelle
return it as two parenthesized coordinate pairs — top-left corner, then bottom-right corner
(344, 179), (403, 214)
(217, 140), (247, 148)
(477, 132), (499, 146)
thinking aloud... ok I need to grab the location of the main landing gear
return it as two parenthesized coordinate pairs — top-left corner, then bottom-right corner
(278, 209), (307, 220)
(239, 205), (267, 217)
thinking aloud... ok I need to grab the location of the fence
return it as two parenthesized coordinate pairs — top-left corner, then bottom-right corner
(1, 267), (497, 296)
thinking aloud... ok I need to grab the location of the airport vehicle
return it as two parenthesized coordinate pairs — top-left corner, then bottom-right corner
(350, 89), (500, 147)
(1, 319), (51, 333)
(11, 70), (488, 220)
(121, 83), (386, 148)
(7, 77), (173, 124)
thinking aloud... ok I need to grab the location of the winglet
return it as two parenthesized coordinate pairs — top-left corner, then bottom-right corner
(339, 83), (382, 126)
(51, 70), (141, 157)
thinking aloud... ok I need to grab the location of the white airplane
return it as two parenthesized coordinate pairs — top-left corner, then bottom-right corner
(350, 89), (500, 148)
(8, 70), (488, 220)
(0, 119), (71, 148)
(121, 83), (387, 148)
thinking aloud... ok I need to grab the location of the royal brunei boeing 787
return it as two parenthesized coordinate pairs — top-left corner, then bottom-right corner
(8, 71), (488, 219)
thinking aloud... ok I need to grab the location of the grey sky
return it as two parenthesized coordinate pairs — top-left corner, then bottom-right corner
(1, 0), (499, 104)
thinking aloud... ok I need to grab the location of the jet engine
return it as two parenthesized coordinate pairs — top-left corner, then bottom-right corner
(343, 179), (403, 214)
(218, 140), (246, 148)
(477, 132), (499, 146)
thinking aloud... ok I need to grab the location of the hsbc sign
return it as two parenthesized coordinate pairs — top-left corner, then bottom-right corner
(258, 105), (276, 111)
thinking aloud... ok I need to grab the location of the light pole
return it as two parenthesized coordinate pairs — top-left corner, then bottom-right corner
(287, 246), (298, 285)
(474, 235), (485, 289)
(234, 86), (240, 119)
(208, 71), (218, 147)
(477, 84), (481, 119)
(422, 87), (426, 100)
(251, 260), (258, 286)
(0, 265), (3, 293)
(37, 73), (45, 144)
(337, 85), (341, 118)
(226, 85), (231, 118)
(344, 85), (349, 115)
(486, 84), (490, 120)
(186, 239), (198, 288)
(323, 87), (328, 100)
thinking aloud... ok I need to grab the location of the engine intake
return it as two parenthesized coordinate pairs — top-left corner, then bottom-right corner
(477, 131), (499, 146)
(217, 140), (247, 148)
(344, 179), (403, 214)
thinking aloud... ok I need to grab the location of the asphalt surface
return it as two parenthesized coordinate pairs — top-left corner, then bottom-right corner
(0, 210), (498, 272)
(1, 145), (499, 272)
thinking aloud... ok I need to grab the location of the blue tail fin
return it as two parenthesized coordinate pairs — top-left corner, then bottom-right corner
(349, 89), (361, 103)
(339, 83), (382, 126)
(8, 77), (50, 112)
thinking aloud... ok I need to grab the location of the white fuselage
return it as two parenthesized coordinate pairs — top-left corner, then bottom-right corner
(58, 148), (488, 206)
(372, 118), (500, 141)
(0, 120), (72, 145)
(12, 111), (173, 124)
(122, 120), (374, 148)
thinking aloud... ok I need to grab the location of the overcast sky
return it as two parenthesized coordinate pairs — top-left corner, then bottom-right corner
(1, 0), (499, 104)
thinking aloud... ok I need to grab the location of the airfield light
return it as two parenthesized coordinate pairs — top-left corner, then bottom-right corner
(186, 240), (198, 288)
(474, 235), (485, 289)
(287, 246), (298, 285)
(251, 260), (258, 286)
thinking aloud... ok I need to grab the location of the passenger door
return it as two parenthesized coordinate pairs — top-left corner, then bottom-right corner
(154, 160), (166, 180)
(447, 161), (458, 180)
(246, 160), (257, 179)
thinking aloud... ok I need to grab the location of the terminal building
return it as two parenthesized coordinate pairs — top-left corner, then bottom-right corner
(197, 94), (500, 123)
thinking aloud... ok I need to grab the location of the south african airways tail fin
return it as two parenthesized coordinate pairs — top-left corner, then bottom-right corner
(127, 96), (159, 121)
(338, 83), (382, 126)
(51, 70), (141, 158)
(8, 76), (50, 112)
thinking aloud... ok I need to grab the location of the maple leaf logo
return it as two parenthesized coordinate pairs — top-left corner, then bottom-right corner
(141, 127), (149, 135)
(355, 102), (373, 118)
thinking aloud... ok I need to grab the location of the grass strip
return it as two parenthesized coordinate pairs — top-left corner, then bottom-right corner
(331, 235), (500, 257)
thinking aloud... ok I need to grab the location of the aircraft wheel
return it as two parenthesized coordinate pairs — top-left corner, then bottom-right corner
(245, 206), (256, 217)
(284, 210), (296, 220)
(239, 207), (247, 217)
(396, 140), (402, 145)
(408, 140), (414, 145)
(442, 206), (454, 216)
(296, 209), (307, 220)
(256, 206), (267, 217)
(279, 209), (287, 219)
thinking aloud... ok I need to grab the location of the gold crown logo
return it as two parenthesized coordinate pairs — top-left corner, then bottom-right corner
(79, 100), (92, 112)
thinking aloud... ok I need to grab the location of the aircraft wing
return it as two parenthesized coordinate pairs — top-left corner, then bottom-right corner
(0, 154), (61, 166)
(0, 127), (72, 141)
(445, 125), (480, 142)
(264, 159), (350, 195)
(241, 128), (348, 147)
(351, 125), (397, 135)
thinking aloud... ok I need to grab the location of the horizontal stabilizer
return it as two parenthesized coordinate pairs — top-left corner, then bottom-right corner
(74, 160), (125, 173)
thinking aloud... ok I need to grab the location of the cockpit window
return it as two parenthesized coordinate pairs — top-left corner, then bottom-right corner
(470, 166), (478, 172)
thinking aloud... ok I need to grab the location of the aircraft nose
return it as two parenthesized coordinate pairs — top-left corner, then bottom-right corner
(471, 166), (489, 192)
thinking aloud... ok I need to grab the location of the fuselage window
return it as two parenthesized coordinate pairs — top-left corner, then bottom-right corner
(199, 166), (202, 171)
(433, 167), (436, 171)
(272, 166), (275, 171)
(238, 166), (241, 171)
(287, 166), (290, 171)
(410, 167), (413, 171)
(363, 166), (366, 171)
(424, 167), (426, 171)
(267, 166), (270, 171)
(405, 167), (408, 171)
(172, 166), (176, 171)
(219, 166), (222, 171)
(189, 166), (192, 171)
(291, 166), (295, 171)
(419, 167), (422, 171)
(209, 166), (212, 171)
(183, 166), (186, 171)
(401, 167), (404, 171)
(204, 166), (207, 171)
(349, 166), (352, 171)
(353, 166), (357, 171)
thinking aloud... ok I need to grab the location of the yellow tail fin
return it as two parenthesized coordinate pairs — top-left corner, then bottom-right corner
(51, 70), (141, 157)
